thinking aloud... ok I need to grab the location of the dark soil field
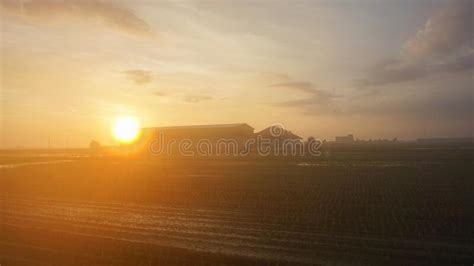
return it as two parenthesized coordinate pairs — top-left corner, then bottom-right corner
(1, 145), (473, 265)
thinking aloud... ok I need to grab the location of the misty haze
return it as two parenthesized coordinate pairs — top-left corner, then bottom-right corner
(0, 0), (473, 265)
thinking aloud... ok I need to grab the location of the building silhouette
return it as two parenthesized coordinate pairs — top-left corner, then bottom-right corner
(134, 123), (303, 157)
(335, 134), (354, 143)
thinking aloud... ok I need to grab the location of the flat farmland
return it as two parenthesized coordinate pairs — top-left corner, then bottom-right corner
(1, 147), (473, 265)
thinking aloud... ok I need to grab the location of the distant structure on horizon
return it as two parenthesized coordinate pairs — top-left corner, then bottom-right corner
(142, 123), (303, 141)
(417, 137), (474, 144)
(335, 134), (354, 143)
(255, 126), (302, 141)
(136, 123), (303, 156)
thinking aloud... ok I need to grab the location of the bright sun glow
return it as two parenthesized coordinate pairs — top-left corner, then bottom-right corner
(112, 116), (141, 143)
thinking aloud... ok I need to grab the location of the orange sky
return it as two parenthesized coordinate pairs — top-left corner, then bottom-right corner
(1, 0), (472, 148)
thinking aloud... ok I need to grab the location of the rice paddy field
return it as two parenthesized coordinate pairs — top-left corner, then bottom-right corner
(1, 144), (473, 265)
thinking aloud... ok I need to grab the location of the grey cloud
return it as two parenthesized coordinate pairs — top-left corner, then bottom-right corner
(124, 70), (152, 85)
(268, 78), (338, 114)
(271, 96), (342, 116)
(359, 1), (473, 88)
(353, 86), (473, 120)
(357, 59), (427, 87)
(268, 81), (315, 94)
(271, 97), (316, 107)
(269, 88), (340, 116)
(271, 89), (336, 107)
(281, 82), (472, 118)
(402, 0), (473, 59)
(358, 52), (474, 88)
(0, 0), (154, 37)
(436, 51), (474, 73)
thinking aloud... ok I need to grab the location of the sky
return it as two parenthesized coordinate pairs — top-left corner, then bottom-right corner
(0, 0), (472, 148)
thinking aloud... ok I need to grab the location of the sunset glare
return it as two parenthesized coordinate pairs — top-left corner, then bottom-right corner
(112, 116), (140, 143)
(0, 0), (472, 265)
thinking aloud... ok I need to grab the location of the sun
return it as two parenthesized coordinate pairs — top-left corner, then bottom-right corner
(112, 116), (141, 143)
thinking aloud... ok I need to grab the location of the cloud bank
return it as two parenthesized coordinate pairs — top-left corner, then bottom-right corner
(0, 0), (154, 37)
(268, 79), (338, 114)
(402, 0), (473, 60)
(359, 0), (473, 87)
(268, 81), (315, 94)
